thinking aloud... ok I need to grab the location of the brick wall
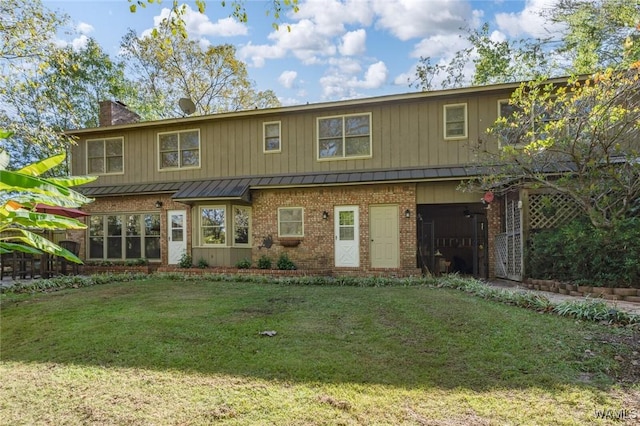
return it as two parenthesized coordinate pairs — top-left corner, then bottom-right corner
(250, 183), (421, 277)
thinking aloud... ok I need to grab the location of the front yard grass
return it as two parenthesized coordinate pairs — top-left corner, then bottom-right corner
(1, 278), (638, 425)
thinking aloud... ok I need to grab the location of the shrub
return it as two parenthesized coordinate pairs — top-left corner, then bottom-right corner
(527, 217), (640, 287)
(178, 252), (193, 269)
(257, 255), (272, 269)
(235, 258), (252, 269)
(276, 253), (296, 270)
(197, 258), (209, 269)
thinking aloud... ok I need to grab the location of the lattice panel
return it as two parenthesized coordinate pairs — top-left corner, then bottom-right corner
(529, 193), (581, 230)
(494, 233), (508, 278)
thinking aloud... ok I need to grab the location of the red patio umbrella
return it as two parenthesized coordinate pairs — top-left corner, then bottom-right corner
(34, 203), (89, 218)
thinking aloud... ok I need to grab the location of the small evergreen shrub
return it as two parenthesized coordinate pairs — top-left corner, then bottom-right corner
(197, 258), (209, 269)
(235, 258), (252, 269)
(276, 252), (296, 270)
(257, 255), (272, 269)
(178, 252), (193, 269)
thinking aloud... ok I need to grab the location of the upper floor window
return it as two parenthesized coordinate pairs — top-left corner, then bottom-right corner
(263, 122), (281, 153)
(200, 206), (226, 245)
(317, 113), (371, 160)
(498, 99), (526, 148)
(278, 207), (304, 237)
(444, 104), (467, 140)
(87, 137), (124, 175)
(158, 129), (200, 170)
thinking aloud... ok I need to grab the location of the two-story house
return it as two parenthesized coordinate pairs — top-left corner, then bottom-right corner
(66, 80), (544, 279)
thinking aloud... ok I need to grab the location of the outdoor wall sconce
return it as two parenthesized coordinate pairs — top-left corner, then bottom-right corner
(322, 211), (329, 220)
(155, 200), (163, 209)
(404, 209), (411, 218)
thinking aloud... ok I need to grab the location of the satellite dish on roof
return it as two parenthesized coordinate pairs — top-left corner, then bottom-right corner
(179, 97), (196, 116)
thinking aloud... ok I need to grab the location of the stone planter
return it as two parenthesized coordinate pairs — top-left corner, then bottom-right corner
(565, 284), (575, 292)
(558, 289), (569, 295)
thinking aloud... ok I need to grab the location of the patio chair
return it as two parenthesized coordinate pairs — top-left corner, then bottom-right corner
(59, 240), (80, 275)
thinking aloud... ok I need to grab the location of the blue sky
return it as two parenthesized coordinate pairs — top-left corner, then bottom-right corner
(44, 0), (560, 106)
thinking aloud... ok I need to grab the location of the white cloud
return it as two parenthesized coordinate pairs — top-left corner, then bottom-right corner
(152, 5), (248, 38)
(319, 60), (388, 99)
(239, 42), (287, 67)
(495, 0), (564, 39)
(76, 22), (94, 35)
(411, 33), (468, 59)
(371, 0), (476, 41)
(71, 35), (90, 51)
(279, 70), (298, 88)
(340, 29), (366, 56)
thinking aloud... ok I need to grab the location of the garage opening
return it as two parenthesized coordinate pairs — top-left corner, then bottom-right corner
(416, 203), (488, 279)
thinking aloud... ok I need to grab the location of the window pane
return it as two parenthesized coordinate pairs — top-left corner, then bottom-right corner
(126, 237), (141, 258)
(106, 156), (123, 173)
(145, 237), (160, 259)
(172, 229), (184, 242)
(265, 137), (280, 151)
(345, 136), (370, 156)
(181, 149), (199, 167)
(234, 207), (250, 244)
(87, 140), (103, 157)
(339, 211), (354, 226)
(280, 222), (302, 236)
(265, 123), (280, 138)
(339, 227), (355, 241)
(107, 216), (122, 236)
(89, 237), (103, 258)
(88, 158), (104, 174)
(446, 106), (465, 122)
(319, 138), (342, 158)
(126, 215), (140, 236)
(319, 118), (342, 138)
(160, 134), (178, 151)
(345, 115), (369, 136)
(203, 227), (225, 244)
(107, 237), (122, 258)
(161, 152), (179, 168)
(446, 123), (465, 136)
(181, 131), (199, 150)
(105, 139), (122, 156)
(145, 214), (161, 235)
(89, 216), (104, 235)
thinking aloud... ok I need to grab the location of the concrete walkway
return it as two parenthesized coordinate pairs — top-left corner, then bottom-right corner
(486, 279), (640, 316)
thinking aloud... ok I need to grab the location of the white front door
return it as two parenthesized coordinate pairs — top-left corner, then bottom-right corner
(370, 205), (399, 268)
(335, 206), (359, 267)
(167, 210), (187, 265)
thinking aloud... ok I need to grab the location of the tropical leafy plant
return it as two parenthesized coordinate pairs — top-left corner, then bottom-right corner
(0, 130), (96, 263)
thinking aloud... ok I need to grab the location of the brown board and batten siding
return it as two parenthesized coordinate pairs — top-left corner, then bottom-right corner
(69, 87), (518, 185)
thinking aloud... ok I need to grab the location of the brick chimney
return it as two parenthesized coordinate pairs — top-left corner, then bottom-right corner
(98, 100), (140, 127)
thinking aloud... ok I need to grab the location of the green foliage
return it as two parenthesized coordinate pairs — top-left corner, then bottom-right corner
(124, 258), (148, 266)
(235, 258), (252, 269)
(528, 217), (640, 287)
(276, 252), (296, 270)
(196, 258), (209, 269)
(0, 139), (96, 262)
(177, 252), (193, 269)
(257, 255), (272, 269)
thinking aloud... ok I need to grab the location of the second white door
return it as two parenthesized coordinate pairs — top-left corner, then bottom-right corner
(334, 206), (359, 267)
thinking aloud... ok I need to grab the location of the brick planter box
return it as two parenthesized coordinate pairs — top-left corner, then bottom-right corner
(527, 278), (640, 304)
(81, 265), (152, 274)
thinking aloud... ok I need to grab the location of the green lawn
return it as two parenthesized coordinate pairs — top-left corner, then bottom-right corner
(1, 278), (638, 425)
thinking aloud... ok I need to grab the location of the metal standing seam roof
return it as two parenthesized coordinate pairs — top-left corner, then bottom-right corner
(76, 165), (482, 200)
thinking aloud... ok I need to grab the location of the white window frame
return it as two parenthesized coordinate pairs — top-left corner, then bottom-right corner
(278, 207), (304, 237)
(443, 103), (468, 140)
(86, 137), (125, 175)
(232, 205), (251, 247)
(157, 129), (201, 171)
(199, 205), (226, 246)
(317, 113), (372, 161)
(263, 121), (281, 153)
